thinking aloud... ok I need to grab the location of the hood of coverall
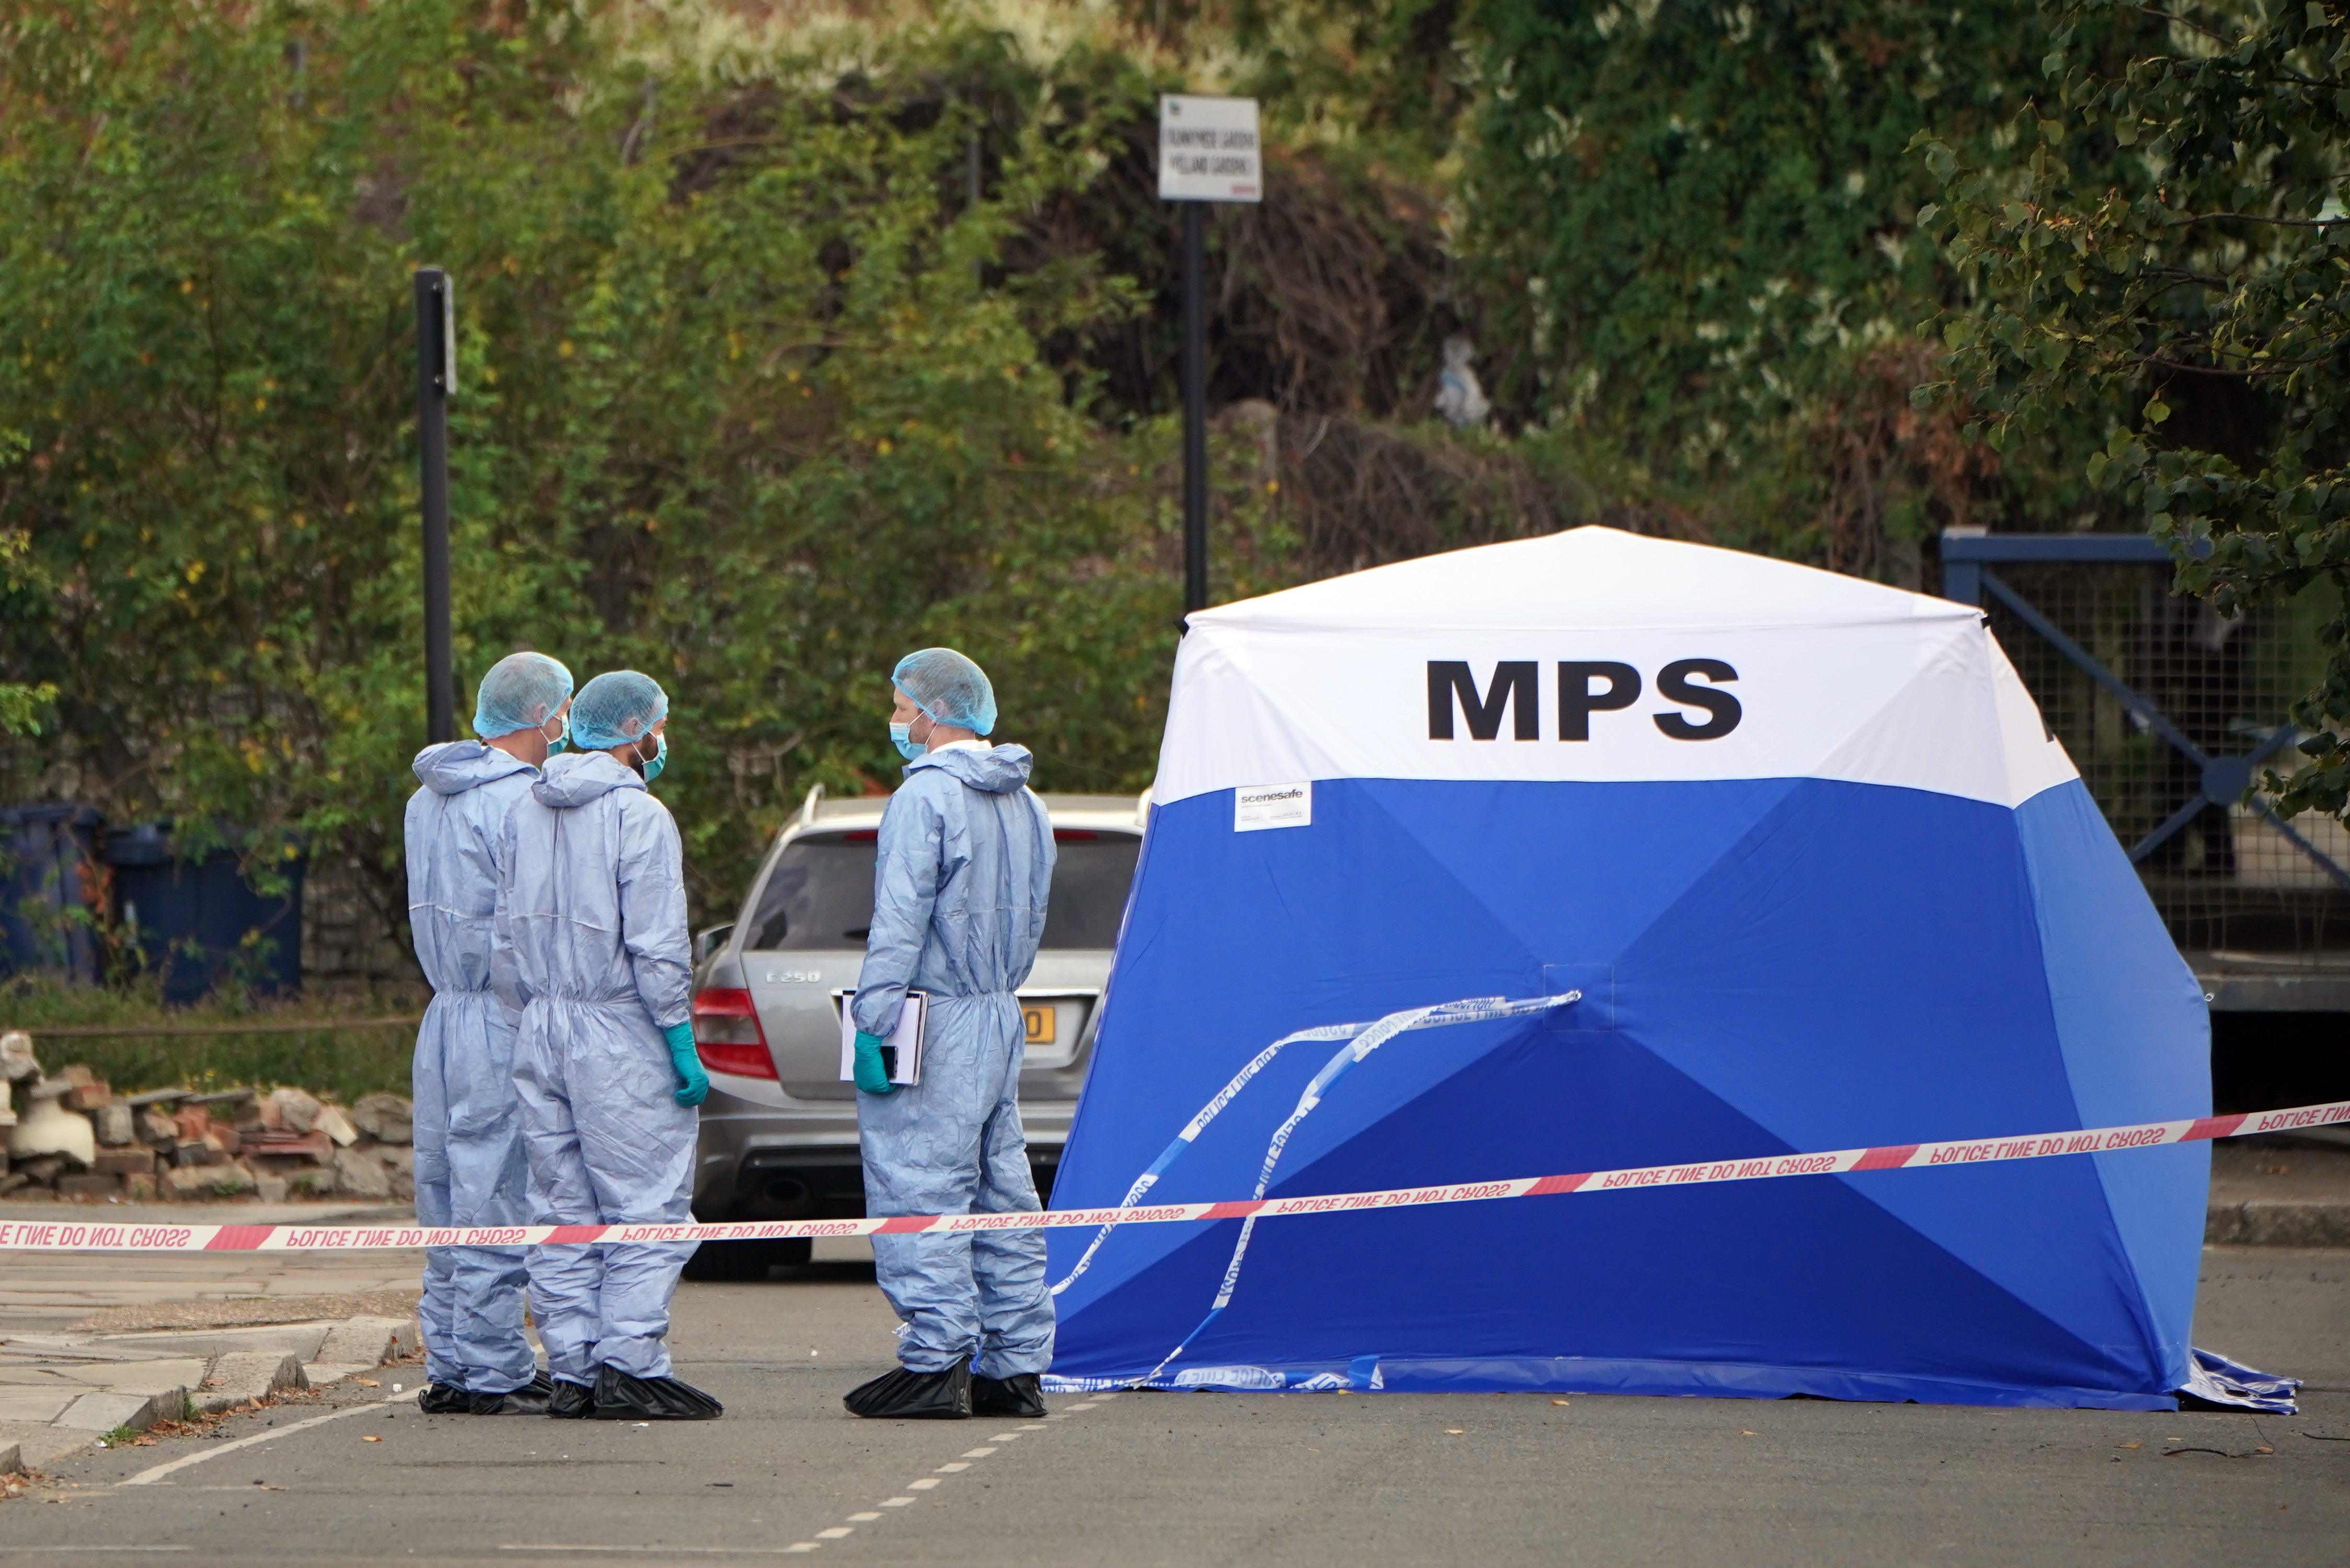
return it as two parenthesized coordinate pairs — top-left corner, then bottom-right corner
(412, 740), (538, 795)
(903, 742), (1034, 793)
(532, 748), (649, 810)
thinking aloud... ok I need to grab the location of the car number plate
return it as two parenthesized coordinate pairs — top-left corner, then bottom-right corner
(1023, 1005), (1056, 1045)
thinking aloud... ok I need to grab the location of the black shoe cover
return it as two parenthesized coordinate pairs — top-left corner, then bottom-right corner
(547, 1379), (594, 1419)
(590, 1363), (724, 1421)
(844, 1359), (973, 1420)
(417, 1382), (471, 1414)
(468, 1370), (555, 1416)
(971, 1372), (1047, 1419)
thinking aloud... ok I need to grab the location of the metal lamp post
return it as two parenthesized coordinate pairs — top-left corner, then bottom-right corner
(414, 268), (455, 743)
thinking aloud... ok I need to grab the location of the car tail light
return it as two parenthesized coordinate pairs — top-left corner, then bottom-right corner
(1053, 829), (1098, 841)
(692, 988), (776, 1079)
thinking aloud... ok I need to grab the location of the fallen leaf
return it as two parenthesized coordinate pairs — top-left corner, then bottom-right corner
(356, 1379), (380, 1389)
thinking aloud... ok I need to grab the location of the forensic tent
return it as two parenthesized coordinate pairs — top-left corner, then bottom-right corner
(1045, 526), (2241, 1410)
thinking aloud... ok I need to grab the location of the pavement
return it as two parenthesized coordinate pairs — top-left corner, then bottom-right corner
(2207, 1134), (2350, 1246)
(0, 1239), (2341, 1566)
(0, 1316), (419, 1473)
(0, 1202), (421, 1475)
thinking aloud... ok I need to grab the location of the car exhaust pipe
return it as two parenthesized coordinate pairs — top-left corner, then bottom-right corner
(761, 1174), (814, 1214)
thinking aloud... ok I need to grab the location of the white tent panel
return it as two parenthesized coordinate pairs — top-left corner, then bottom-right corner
(1155, 527), (2076, 810)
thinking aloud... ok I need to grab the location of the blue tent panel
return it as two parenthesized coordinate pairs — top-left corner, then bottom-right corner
(1050, 775), (2205, 1408)
(2016, 780), (2209, 1387)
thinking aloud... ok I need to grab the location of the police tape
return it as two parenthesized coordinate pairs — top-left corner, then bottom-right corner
(2, 1099), (2343, 1254)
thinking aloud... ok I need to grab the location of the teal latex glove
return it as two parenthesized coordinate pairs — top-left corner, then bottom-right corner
(853, 1030), (896, 1096)
(663, 1021), (709, 1107)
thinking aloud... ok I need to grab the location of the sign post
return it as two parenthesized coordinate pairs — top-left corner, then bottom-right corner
(414, 268), (456, 744)
(1158, 95), (1261, 618)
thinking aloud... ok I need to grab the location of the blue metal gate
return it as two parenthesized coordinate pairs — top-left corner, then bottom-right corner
(1940, 530), (2350, 982)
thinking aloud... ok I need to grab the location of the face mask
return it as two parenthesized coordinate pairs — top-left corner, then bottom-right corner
(640, 730), (668, 783)
(889, 721), (923, 762)
(543, 714), (569, 757)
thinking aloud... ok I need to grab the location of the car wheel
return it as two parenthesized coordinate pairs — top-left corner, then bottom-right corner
(682, 1238), (814, 1281)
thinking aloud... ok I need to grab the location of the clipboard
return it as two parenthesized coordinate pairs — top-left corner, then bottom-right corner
(837, 989), (926, 1087)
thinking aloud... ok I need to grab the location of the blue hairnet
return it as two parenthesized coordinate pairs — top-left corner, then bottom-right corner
(472, 652), (574, 739)
(568, 670), (670, 751)
(892, 648), (996, 736)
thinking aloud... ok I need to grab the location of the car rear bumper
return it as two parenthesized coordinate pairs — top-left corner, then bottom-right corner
(692, 1078), (1078, 1219)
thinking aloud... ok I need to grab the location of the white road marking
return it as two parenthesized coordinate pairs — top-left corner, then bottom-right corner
(0, 1550), (193, 1555)
(497, 1548), (817, 1557)
(805, 1369), (1097, 1551)
(121, 1399), (388, 1487)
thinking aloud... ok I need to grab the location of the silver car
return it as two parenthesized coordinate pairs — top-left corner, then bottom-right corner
(683, 783), (1145, 1278)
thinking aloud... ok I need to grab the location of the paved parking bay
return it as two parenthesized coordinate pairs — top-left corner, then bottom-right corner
(0, 1244), (2343, 1566)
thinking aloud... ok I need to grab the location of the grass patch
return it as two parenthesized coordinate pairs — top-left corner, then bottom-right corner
(0, 977), (420, 1101)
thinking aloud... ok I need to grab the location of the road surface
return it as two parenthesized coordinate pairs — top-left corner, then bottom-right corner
(2, 1243), (2344, 1566)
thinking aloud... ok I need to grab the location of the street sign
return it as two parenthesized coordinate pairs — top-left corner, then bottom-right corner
(1158, 95), (1262, 203)
(1160, 95), (1263, 619)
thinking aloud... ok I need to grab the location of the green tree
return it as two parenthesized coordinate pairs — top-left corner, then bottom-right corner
(0, 523), (56, 736)
(1916, 1), (2349, 814)
(0, 0), (1174, 945)
(1456, 0), (2063, 573)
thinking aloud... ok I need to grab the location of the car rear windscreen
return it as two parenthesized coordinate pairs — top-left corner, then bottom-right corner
(746, 830), (1140, 951)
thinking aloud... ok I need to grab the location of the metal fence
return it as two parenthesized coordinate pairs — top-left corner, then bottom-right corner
(1941, 532), (2350, 969)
